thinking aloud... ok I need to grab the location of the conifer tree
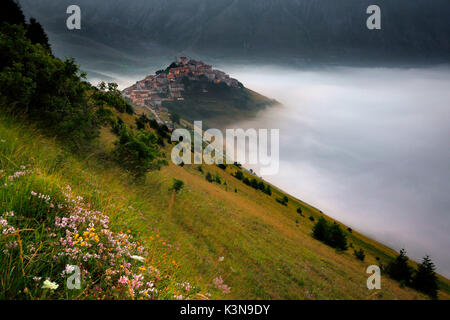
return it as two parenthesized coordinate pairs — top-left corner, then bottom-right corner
(386, 249), (413, 285)
(413, 255), (438, 299)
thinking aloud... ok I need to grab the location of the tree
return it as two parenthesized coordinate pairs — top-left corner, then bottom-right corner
(1, 0), (26, 27)
(135, 114), (149, 130)
(313, 218), (328, 242)
(412, 256), (438, 299)
(258, 181), (265, 191)
(171, 179), (184, 193)
(264, 185), (272, 196)
(354, 248), (365, 261)
(205, 172), (213, 182)
(328, 223), (348, 250)
(234, 170), (243, 180)
(26, 18), (50, 50)
(113, 128), (165, 179)
(312, 218), (348, 250)
(386, 249), (413, 285)
(297, 207), (303, 215)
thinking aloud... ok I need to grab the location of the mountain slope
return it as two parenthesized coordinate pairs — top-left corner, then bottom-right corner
(2, 111), (449, 299)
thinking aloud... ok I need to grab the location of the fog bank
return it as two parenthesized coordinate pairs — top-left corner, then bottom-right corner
(224, 65), (450, 278)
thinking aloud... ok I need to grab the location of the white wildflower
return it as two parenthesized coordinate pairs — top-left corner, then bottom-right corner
(42, 280), (59, 290)
(130, 255), (145, 263)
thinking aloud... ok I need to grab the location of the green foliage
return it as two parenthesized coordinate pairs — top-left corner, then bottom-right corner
(205, 172), (213, 182)
(113, 127), (166, 179)
(312, 218), (348, 251)
(276, 195), (289, 206)
(0, 23), (103, 149)
(234, 170), (243, 180)
(263, 185), (272, 196)
(26, 17), (50, 50)
(412, 256), (438, 299)
(214, 173), (222, 184)
(136, 114), (149, 130)
(250, 178), (258, 189)
(93, 82), (129, 113)
(386, 249), (413, 285)
(171, 179), (184, 192)
(297, 207), (303, 216)
(1, 0), (26, 29)
(312, 217), (328, 241)
(354, 248), (366, 261)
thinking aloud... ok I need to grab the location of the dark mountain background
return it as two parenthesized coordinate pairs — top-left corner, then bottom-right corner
(18, 0), (450, 74)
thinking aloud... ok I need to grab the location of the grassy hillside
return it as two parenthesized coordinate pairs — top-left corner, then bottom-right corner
(1, 3), (448, 299)
(2, 111), (449, 300)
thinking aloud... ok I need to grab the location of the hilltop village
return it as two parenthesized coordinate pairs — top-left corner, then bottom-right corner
(122, 57), (241, 125)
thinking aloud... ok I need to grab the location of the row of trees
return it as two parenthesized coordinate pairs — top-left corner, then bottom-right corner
(386, 249), (439, 299)
(233, 170), (272, 195)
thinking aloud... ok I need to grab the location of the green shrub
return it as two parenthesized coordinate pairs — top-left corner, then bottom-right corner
(276, 197), (288, 206)
(312, 218), (348, 251)
(276, 196), (288, 206)
(0, 24), (107, 149)
(354, 248), (365, 261)
(264, 185), (272, 196)
(205, 172), (213, 182)
(171, 179), (184, 192)
(113, 128), (166, 179)
(233, 170), (243, 180)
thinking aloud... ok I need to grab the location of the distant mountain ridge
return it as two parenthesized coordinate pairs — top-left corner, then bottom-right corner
(19, 0), (450, 73)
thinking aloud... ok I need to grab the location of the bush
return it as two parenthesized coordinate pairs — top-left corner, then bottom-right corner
(297, 207), (303, 216)
(312, 218), (348, 251)
(412, 256), (438, 299)
(386, 249), (413, 285)
(309, 216), (315, 222)
(171, 179), (184, 192)
(354, 248), (365, 261)
(205, 172), (213, 182)
(113, 128), (165, 179)
(263, 185), (272, 196)
(233, 170), (243, 180)
(276, 197), (288, 206)
(312, 218), (328, 241)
